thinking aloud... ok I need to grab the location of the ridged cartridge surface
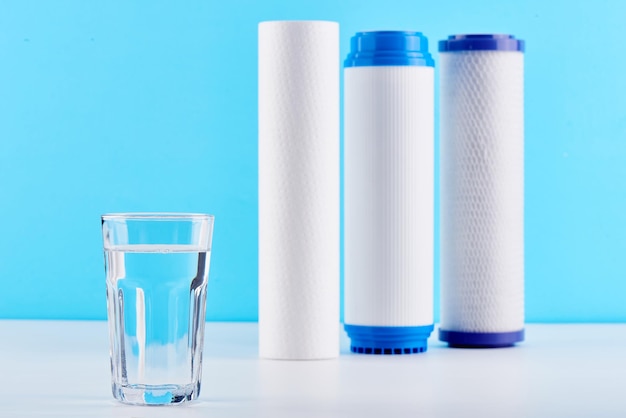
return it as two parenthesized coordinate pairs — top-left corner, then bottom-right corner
(345, 66), (434, 326)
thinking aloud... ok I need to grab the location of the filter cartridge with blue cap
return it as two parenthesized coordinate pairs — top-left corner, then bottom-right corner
(344, 31), (435, 354)
(439, 34), (525, 348)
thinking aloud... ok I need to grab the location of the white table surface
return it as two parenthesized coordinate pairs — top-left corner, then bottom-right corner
(1, 321), (624, 417)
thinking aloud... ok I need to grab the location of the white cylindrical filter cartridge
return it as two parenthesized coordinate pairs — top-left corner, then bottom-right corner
(258, 21), (340, 359)
(439, 34), (525, 347)
(344, 31), (435, 354)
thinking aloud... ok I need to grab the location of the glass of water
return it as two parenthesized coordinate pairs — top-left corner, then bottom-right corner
(101, 213), (214, 405)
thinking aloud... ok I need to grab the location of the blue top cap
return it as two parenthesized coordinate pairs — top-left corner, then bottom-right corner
(345, 31), (434, 67)
(439, 34), (524, 52)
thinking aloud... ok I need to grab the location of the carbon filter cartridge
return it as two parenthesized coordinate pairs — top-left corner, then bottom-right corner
(439, 34), (525, 348)
(344, 31), (435, 354)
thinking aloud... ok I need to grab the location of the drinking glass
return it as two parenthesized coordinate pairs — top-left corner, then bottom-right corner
(102, 213), (214, 405)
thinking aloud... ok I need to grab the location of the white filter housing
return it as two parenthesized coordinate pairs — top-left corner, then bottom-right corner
(258, 21), (340, 360)
(439, 34), (525, 348)
(344, 31), (435, 355)
(345, 66), (434, 325)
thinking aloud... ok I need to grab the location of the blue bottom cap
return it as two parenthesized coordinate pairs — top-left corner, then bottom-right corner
(344, 324), (434, 355)
(439, 329), (525, 348)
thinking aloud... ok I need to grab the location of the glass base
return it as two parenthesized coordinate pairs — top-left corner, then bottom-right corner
(112, 382), (200, 405)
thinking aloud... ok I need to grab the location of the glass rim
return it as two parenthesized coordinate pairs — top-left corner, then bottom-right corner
(101, 212), (214, 221)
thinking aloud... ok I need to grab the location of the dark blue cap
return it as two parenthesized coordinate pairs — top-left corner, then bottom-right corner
(345, 31), (434, 67)
(439, 34), (524, 52)
(439, 328), (525, 348)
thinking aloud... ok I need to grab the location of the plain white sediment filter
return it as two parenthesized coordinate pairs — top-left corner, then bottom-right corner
(344, 31), (435, 355)
(439, 34), (525, 347)
(258, 21), (340, 359)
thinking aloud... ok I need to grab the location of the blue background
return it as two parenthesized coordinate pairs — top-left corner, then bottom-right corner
(1, 0), (624, 322)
